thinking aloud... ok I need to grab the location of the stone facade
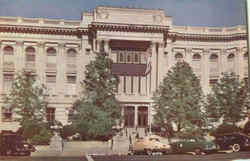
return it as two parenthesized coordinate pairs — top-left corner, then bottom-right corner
(0, 6), (248, 132)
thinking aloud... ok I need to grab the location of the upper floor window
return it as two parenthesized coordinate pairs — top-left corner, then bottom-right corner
(135, 54), (139, 63)
(25, 46), (36, 62)
(210, 54), (218, 62)
(67, 48), (77, 58)
(175, 53), (183, 62)
(47, 47), (56, 56)
(119, 53), (124, 62)
(46, 107), (55, 124)
(192, 53), (201, 60)
(127, 54), (131, 63)
(3, 46), (14, 55)
(227, 53), (235, 61)
(244, 52), (248, 60)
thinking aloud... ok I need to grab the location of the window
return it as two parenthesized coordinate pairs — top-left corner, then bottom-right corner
(47, 47), (56, 56)
(46, 75), (56, 95)
(66, 75), (76, 95)
(175, 53), (183, 62)
(209, 79), (218, 86)
(3, 74), (13, 93)
(131, 76), (133, 94)
(2, 106), (12, 122)
(3, 46), (14, 55)
(138, 76), (141, 93)
(127, 54), (131, 63)
(46, 108), (55, 123)
(123, 76), (126, 93)
(244, 52), (248, 60)
(210, 54), (218, 62)
(119, 53), (124, 62)
(193, 53), (201, 60)
(228, 53), (235, 61)
(25, 46), (36, 62)
(68, 109), (74, 122)
(67, 48), (77, 73)
(135, 54), (139, 63)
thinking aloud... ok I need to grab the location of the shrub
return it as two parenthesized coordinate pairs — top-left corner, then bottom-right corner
(61, 125), (76, 139)
(30, 127), (52, 145)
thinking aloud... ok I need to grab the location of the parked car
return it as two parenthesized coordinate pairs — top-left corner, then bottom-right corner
(129, 135), (172, 155)
(170, 136), (219, 155)
(0, 132), (35, 156)
(214, 133), (250, 152)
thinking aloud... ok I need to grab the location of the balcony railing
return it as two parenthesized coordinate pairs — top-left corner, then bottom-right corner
(25, 62), (36, 72)
(3, 62), (15, 72)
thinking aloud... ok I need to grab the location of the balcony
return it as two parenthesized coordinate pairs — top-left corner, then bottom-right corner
(3, 62), (15, 72)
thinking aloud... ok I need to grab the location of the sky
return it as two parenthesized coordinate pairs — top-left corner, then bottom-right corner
(0, 0), (246, 27)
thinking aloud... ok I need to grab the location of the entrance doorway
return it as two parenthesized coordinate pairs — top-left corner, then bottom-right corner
(138, 106), (148, 127)
(124, 106), (135, 127)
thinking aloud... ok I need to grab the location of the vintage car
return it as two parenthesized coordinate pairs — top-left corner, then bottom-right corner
(170, 137), (219, 155)
(0, 132), (35, 156)
(214, 133), (250, 152)
(129, 135), (172, 155)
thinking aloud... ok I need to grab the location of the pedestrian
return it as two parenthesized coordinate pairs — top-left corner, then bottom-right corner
(136, 132), (139, 139)
(125, 128), (128, 137)
(129, 134), (132, 145)
(111, 138), (114, 150)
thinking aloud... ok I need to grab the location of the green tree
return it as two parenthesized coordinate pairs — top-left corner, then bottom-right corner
(5, 70), (51, 142)
(72, 52), (121, 140)
(152, 61), (206, 138)
(206, 72), (248, 126)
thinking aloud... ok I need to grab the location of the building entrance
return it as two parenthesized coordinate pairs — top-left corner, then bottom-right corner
(138, 106), (148, 127)
(124, 106), (135, 127)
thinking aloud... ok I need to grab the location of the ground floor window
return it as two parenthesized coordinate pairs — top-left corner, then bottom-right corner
(2, 106), (12, 122)
(46, 107), (55, 124)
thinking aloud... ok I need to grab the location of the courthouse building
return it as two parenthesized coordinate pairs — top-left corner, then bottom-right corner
(0, 6), (248, 132)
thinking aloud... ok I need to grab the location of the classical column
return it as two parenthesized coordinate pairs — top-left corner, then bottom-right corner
(202, 49), (210, 94)
(150, 42), (157, 94)
(134, 105), (138, 128)
(157, 43), (165, 86)
(236, 47), (241, 77)
(185, 48), (193, 64)
(37, 42), (45, 84)
(0, 42), (3, 94)
(16, 41), (24, 70)
(220, 49), (227, 74)
(57, 43), (65, 96)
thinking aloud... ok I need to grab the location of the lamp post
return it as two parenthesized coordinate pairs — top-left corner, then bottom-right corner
(246, 0), (250, 91)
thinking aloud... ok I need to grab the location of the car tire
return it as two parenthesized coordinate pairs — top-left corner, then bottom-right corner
(232, 144), (241, 152)
(6, 149), (12, 156)
(194, 148), (202, 155)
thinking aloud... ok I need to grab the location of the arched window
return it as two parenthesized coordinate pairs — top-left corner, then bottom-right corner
(209, 54), (218, 62)
(227, 53), (235, 61)
(244, 52), (248, 60)
(175, 53), (183, 59)
(47, 47), (56, 56)
(192, 53), (201, 60)
(3, 46), (14, 55)
(67, 48), (77, 57)
(25, 46), (35, 62)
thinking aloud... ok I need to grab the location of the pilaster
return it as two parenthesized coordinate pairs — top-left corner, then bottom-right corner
(157, 43), (165, 86)
(202, 49), (210, 94)
(37, 42), (45, 84)
(16, 41), (24, 70)
(134, 105), (138, 127)
(57, 43), (65, 96)
(220, 49), (227, 74)
(150, 42), (157, 94)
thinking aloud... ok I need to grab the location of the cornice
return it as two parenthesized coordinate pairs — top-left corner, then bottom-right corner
(0, 24), (88, 36)
(168, 32), (247, 42)
(89, 22), (169, 33)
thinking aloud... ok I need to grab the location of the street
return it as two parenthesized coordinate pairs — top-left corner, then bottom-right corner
(0, 151), (250, 161)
